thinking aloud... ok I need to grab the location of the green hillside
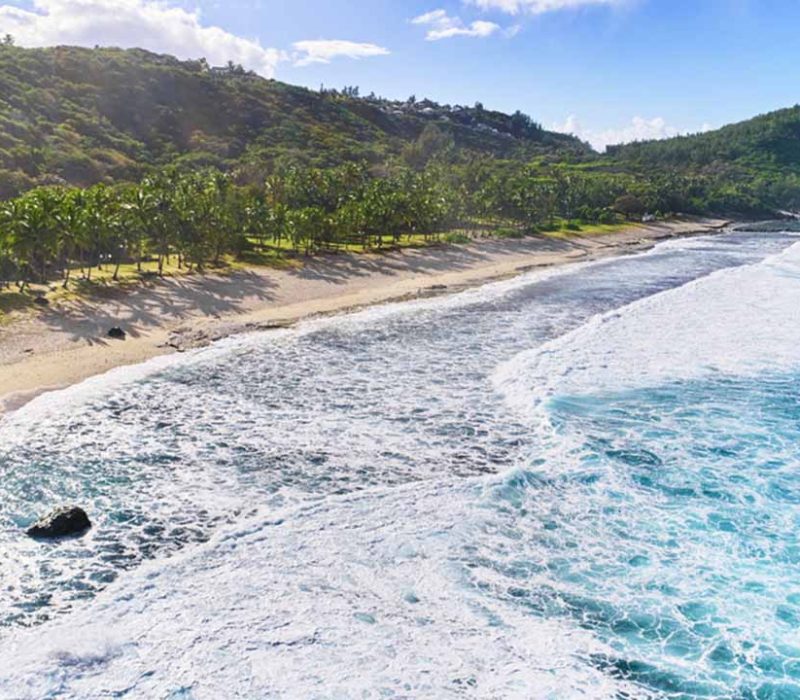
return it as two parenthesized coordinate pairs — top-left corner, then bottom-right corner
(1, 43), (799, 299)
(606, 106), (800, 174)
(0, 43), (586, 198)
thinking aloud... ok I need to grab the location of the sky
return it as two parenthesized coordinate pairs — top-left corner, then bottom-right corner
(0, 0), (798, 150)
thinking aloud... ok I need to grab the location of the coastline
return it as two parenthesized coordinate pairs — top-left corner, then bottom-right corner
(0, 217), (730, 415)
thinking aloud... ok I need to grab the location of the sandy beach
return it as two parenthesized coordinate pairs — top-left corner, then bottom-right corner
(0, 217), (729, 413)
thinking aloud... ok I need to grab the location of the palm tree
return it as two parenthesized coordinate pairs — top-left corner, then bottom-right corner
(0, 203), (17, 289)
(71, 185), (118, 281)
(141, 174), (178, 276)
(54, 188), (86, 289)
(123, 182), (158, 272)
(10, 188), (61, 287)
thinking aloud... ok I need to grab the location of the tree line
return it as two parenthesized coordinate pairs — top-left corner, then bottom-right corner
(0, 159), (792, 291)
(0, 164), (460, 289)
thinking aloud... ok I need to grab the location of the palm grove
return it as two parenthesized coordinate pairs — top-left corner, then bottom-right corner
(0, 157), (740, 290)
(1, 44), (800, 291)
(0, 164), (457, 289)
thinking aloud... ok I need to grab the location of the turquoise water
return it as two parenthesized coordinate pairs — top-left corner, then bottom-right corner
(1, 228), (800, 698)
(482, 373), (800, 697)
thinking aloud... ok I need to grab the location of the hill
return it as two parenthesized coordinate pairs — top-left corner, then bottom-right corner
(0, 43), (588, 198)
(1, 42), (799, 300)
(605, 106), (800, 174)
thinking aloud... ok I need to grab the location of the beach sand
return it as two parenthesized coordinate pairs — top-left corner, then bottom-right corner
(0, 218), (729, 413)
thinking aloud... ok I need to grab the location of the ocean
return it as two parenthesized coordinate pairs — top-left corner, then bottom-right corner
(1, 227), (799, 698)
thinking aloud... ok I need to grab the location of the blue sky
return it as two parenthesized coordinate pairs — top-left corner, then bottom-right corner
(1, 0), (799, 148)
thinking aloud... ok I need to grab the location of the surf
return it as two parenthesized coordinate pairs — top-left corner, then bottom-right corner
(2, 227), (799, 698)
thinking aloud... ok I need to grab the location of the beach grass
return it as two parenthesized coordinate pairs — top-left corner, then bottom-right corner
(544, 221), (629, 238)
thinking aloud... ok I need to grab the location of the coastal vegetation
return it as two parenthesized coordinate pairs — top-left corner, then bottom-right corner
(0, 42), (585, 199)
(0, 158), (755, 293)
(0, 43), (799, 295)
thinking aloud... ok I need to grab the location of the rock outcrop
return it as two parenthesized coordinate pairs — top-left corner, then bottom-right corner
(27, 506), (92, 539)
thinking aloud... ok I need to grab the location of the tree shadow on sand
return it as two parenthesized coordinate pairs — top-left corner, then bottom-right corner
(35, 235), (605, 345)
(291, 235), (589, 286)
(39, 270), (278, 344)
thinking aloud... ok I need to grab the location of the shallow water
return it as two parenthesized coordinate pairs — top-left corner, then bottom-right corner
(1, 228), (799, 698)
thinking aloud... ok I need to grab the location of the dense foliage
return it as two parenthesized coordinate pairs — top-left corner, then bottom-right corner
(0, 163), (452, 288)
(1, 157), (781, 290)
(0, 43), (586, 199)
(607, 106), (800, 172)
(603, 106), (800, 214)
(1, 44), (799, 293)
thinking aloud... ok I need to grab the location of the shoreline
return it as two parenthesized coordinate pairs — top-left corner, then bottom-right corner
(0, 217), (730, 415)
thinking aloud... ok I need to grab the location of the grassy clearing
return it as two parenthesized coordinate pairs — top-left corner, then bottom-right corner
(443, 232), (472, 244)
(0, 235), (442, 316)
(0, 259), (215, 317)
(542, 221), (630, 239)
(244, 232), (439, 257)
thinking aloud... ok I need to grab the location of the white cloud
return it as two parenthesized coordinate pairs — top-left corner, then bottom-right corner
(0, 0), (286, 76)
(554, 115), (694, 151)
(292, 40), (390, 67)
(467, 0), (623, 15)
(0, 0), (391, 76)
(412, 9), (500, 41)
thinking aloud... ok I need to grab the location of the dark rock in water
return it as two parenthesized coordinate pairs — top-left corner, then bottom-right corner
(107, 326), (126, 340)
(33, 296), (49, 307)
(27, 506), (92, 539)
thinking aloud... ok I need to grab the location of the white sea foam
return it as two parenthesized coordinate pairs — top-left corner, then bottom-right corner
(2, 229), (798, 698)
(1, 257), (573, 432)
(0, 479), (629, 699)
(494, 240), (800, 417)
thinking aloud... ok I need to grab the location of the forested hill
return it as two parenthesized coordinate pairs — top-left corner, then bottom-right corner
(606, 106), (800, 174)
(1, 42), (799, 293)
(0, 43), (587, 198)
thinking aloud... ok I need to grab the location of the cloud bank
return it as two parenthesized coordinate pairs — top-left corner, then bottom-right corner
(292, 40), (390, 67)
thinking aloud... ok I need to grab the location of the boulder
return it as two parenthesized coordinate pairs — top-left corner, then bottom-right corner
(33, 296), (49, 307)
(27, 506), (92, 539)
(107, 326), (126, 340)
